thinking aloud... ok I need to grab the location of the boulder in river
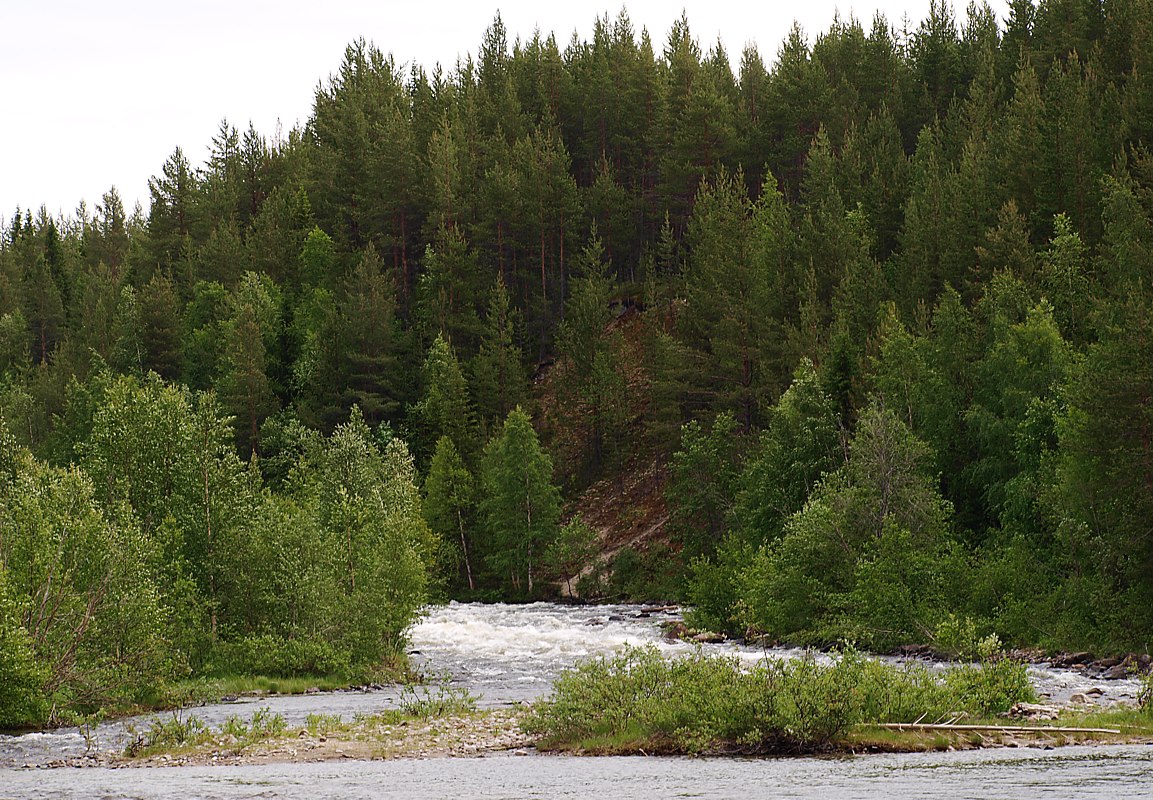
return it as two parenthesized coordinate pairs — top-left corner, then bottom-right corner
(691, 632), (725, 644)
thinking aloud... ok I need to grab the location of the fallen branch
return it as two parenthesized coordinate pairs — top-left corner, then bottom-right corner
(873, 723), (1121, 734)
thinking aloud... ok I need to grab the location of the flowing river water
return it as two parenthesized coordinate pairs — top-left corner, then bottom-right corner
(2, 602), (1152, 798)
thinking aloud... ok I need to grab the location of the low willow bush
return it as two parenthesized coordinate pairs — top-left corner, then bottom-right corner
(522, 645), (1034, 753)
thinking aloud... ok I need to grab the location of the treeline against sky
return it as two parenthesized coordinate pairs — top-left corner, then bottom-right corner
(3, 0), (1153, 723)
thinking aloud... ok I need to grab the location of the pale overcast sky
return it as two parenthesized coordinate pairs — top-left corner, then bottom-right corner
(0, 1), (1010, 220)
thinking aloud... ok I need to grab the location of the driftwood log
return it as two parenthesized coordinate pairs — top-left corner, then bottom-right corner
(875, 722), (1121, 734)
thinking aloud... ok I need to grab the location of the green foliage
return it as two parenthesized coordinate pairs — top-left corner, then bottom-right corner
(414, 225), (484, 350)
(931, 613), (1002, 662)
(398, 684), (478, 717)
(299, 226), (336, 287)
(423, 436), (477, 591)
(545, 515), (600, 596)
(1140, 672), (1153, 713)
(733, 357), (842, 548)
(469, 274), (528, 437)
(524, 645), (1035, 754)
(0, 439), (170, 715)
(740, 405), (960, 649)
(304, 712), (343, 736)
(1055, 289), (1153, 644)
(684, 535), (753, 634)
(667, 411), (742, 560)
(124, 712), (211, 757)
(124, 707), (286, 757)
(941, 658), (1035, 717)
(207, 635), (351, 679)
(295, 407), (437, 665)
(678, 171), (786, 428)
(411, 333), (476, 465)
(0, 564), (48, 728)
(0, 309), (30, 377)
(480, 407), (561, 595)
(219, 707), (287, 750)
(603, 542), (683, 602)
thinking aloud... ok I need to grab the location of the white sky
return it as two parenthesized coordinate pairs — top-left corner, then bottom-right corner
(0, 1), (1009, 220)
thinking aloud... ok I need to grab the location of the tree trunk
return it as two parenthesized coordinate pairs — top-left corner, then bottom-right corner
(458, 507), (475, 591)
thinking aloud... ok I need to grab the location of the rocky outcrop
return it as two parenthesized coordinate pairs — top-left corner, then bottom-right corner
(1047, 652), (1152, 680)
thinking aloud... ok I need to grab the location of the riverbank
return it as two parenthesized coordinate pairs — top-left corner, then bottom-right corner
(7, 603), (1150, 770)
(28, 709), (531, 769)
(24, 704), (1153, 770)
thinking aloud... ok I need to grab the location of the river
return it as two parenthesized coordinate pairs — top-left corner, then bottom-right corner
(2, 602), (1151, 798)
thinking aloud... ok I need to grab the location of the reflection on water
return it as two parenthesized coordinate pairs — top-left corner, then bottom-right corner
(4, 745), (1153, 799)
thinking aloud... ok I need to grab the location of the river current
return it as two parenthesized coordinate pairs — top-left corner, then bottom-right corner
(2, 602), (1152, 798)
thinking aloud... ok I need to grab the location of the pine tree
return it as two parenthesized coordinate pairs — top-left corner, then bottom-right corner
(137, 272), (183, 380)
(679, 170), (784, 428)
(414, 224), (484, 352)
(337, 245), (409, 427)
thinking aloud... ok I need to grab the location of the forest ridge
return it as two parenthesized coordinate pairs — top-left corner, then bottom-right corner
(2, 0), (1153, 727)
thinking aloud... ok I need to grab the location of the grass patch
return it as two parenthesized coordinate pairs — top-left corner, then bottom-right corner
(522, 645), (1038, 755)
(123, 711), (215, 757)
(120, 683), (486, 761)
(205, 674), (351, 697)
(398, 684), (478, 717)
(1061, 706), (1153, 735)
(808, 701), (1153, 753)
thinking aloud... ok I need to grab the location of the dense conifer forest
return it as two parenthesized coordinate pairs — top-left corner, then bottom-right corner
(4, 0), (1153, 727)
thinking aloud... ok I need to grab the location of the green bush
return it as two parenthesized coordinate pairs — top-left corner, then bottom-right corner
(942, 658), (1036, 716)
(523, 645), (1035, 753)
(684, 537), (753, 635)
(607, 542), (683, 602)
(0, 568), (48, 729)
(124, 707), (287, 757)
(209, 634), (351, 678)
(1137, 671), (1153, 713)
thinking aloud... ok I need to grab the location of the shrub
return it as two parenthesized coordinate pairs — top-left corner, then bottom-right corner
(209, 634), (351, 678)
(524, 645), (1035, 753)
(942, 658), (1035, 716)
(0, 568), (47, 729)
(1138, 671), (1153, 713)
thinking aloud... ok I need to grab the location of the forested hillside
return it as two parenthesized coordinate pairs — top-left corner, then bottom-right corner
(3, 0), (1153, 726)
